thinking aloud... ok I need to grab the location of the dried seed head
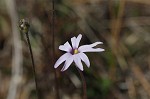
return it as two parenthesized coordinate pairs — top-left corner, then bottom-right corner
(19, 19), (30, 33)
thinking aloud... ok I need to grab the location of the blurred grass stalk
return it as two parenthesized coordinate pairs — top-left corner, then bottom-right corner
(131, 62), (150, 97)
(77, 68), (87, 99)
(5, 0), (23, 99)
(51, 0), (60, 99)
(108, 0), (126, 81)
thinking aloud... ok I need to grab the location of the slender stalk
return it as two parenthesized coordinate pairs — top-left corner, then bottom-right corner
(25, 32), (40, 99)
(51, 0), (60, 99)
(77, 68), (87, 99)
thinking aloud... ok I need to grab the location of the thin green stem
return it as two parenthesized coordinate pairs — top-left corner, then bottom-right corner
(77, 68), (87, 99)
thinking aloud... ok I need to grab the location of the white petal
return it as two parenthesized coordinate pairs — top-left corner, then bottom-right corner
(78, 41), (104, 53)
(73, 54), (84, 71)
(54, 53), (71, 68)
(71, 37), (76, 49)
(59, 41), (72, 52)
(76, 34), (82, 48)
(78, 42), (103, 50)
(78, 45), (88, 52)
(80, 48), (104, 52)
(79, 53), (90, 67)
(89, 42), (103, 47)
(61, 55), (73, 71)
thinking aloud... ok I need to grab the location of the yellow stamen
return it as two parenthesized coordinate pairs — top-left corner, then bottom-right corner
(74, 49), (78, 54)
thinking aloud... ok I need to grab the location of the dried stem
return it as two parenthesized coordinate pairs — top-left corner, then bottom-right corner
(51, 0), (60, 99)
(77, 68), (87, 99)
(25, 32), (40, 99)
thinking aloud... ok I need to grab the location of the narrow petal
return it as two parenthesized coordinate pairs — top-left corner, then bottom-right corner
(78, 41), (104, 53)
(73, 54), (84, 71)
(89, 42), (103, 47)
(80, 48), (104, 52)
(76, 34), (82, 48)
(54, 53), (71, 68)
(61, 55), (73, 71)
(59, 41), (72, 52)
(78, 42), (103, 51)
(78, 45), (88, 52)
(71, 37), (76, 49)
(79, 53), (90, 67)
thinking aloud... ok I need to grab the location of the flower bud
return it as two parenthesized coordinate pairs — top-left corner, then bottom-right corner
(19, 19), (30, 33)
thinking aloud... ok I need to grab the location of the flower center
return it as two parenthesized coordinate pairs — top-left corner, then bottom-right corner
(74, 49), (78, 54)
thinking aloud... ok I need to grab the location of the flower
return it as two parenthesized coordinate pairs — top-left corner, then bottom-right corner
(54, 34), (104, 71)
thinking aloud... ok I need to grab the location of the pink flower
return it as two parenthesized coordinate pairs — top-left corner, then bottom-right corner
(54, 34), (104, 71)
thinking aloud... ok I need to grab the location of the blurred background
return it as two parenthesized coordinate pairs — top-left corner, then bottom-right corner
(0, 0), (150, 99)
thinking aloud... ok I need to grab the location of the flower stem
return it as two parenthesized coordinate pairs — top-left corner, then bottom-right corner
(25, 32), (40, 99)
(77, 68), (87, 99)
